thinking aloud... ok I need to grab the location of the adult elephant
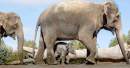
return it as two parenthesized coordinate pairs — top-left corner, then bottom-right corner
(34, 1), (130, 64)
(0, 12), (24, 64)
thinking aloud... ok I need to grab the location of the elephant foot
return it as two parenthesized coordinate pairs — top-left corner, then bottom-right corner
(46, 57), (58, 65)
(65, 61), (69, 64)
(19, 61), (24, 65)
(34, 58), (45, 64)
(61, 63), (65, 65)
(35, 61), (45, 64)
(126, 59), (130, 64)
(85, 57), (96, 65)
(47, 61), (58, 65)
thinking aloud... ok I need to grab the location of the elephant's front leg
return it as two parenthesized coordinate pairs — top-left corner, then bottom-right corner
(60, 51), (66, 65)
(44, 34), (57, 65)
(78, 30), (97, 64)
(85, 38), (97, 64)
(66, 54), (70, 64)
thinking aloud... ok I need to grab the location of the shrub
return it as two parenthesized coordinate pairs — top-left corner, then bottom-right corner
(127, 30), (130, 45)
(0, 44), (12, 64)
(70, 40), (85, 50)
(24, 40), (37, 48)
(109, 35), (128, 47)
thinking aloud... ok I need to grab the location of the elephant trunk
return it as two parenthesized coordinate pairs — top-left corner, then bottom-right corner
(115, 29), (130, 64)
(16, 22), (24, 64)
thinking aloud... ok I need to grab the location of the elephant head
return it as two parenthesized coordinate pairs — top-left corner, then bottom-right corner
(0, 12), (24, 64)
(102, 2), (130, 64)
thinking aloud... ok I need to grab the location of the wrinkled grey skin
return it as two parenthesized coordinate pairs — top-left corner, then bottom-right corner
(0, 12), (24, 64)
(34, 1), (129, 64)
(54, 42), (75, 64)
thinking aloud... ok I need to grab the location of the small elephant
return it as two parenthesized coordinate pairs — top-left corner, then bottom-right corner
(0, 12), (24, 64)
(54, 42), (75, 64)
(34, 0), (129, 64)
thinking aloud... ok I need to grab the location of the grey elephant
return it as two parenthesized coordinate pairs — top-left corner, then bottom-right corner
(54, 42), (75, 64)
(0, 12), (24, 64)
(34, 0), (130, 64)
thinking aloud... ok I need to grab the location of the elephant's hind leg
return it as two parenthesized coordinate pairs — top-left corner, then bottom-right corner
(35, 33), (45, 64)
(44, 33), (57, 65)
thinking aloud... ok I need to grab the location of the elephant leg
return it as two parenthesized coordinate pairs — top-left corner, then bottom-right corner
(85, 40), (96, 64)
(35, 33), (45, 64)
(44, 33), (57, 65)
(66, 54), (70, 64)
(61, 51), (66, 64)
(78, 31), (96, 64)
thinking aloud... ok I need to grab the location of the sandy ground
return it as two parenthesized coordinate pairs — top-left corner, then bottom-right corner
(0, 62), (130, 68)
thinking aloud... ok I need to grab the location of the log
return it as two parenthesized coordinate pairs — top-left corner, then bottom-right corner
(67, 44), (130, 62)
(23, 43), (130, 62)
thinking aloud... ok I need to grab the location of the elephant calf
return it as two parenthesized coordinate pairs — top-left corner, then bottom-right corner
(54, 42), (76, 64)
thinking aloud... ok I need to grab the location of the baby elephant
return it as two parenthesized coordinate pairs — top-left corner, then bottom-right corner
(54, 42), (75, 64)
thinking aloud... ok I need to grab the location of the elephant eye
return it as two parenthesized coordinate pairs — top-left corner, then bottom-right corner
(113, 20), (117, 23)
(13, 24), (17, 29)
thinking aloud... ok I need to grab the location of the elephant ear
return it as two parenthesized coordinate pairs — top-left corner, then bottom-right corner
(104, 2), (118, 16)
(5, 13), (19, 32)
(0, 12), (8, 30)
(104, 2), (113, 16)
(7, 12), (19, 25)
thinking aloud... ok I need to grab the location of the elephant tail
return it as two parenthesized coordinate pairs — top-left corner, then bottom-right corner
(32, 21), (40, 59)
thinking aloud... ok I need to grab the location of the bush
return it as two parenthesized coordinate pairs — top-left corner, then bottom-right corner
(70, 40), (85, 50)
(24, 40), (37, 48)
(0, 39), (30, 64)
(127, 30), (130, 45)
(109, 35), (128, 47)
(0, 45), (12, 64)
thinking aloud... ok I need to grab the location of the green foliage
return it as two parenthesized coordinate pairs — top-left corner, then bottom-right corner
(6, 51), (27, 64)
(24, 40), (37, 48)
(70, 40), (85, 49)
(0, 40), (13, 64)
(109, 38), (118, 47)
(0, 39), (28, 64)
(5, 51), (18, 64)
(127, 30), (130, 45)
(109, 35), (128, 47)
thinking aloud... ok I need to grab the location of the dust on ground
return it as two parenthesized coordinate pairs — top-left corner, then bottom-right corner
(0, 62), (130, 68)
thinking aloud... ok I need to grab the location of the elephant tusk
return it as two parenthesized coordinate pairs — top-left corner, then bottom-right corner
(116, 12), (120, 16)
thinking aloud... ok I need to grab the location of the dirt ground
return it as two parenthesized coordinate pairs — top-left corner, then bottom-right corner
(0, 62), (130, 68)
